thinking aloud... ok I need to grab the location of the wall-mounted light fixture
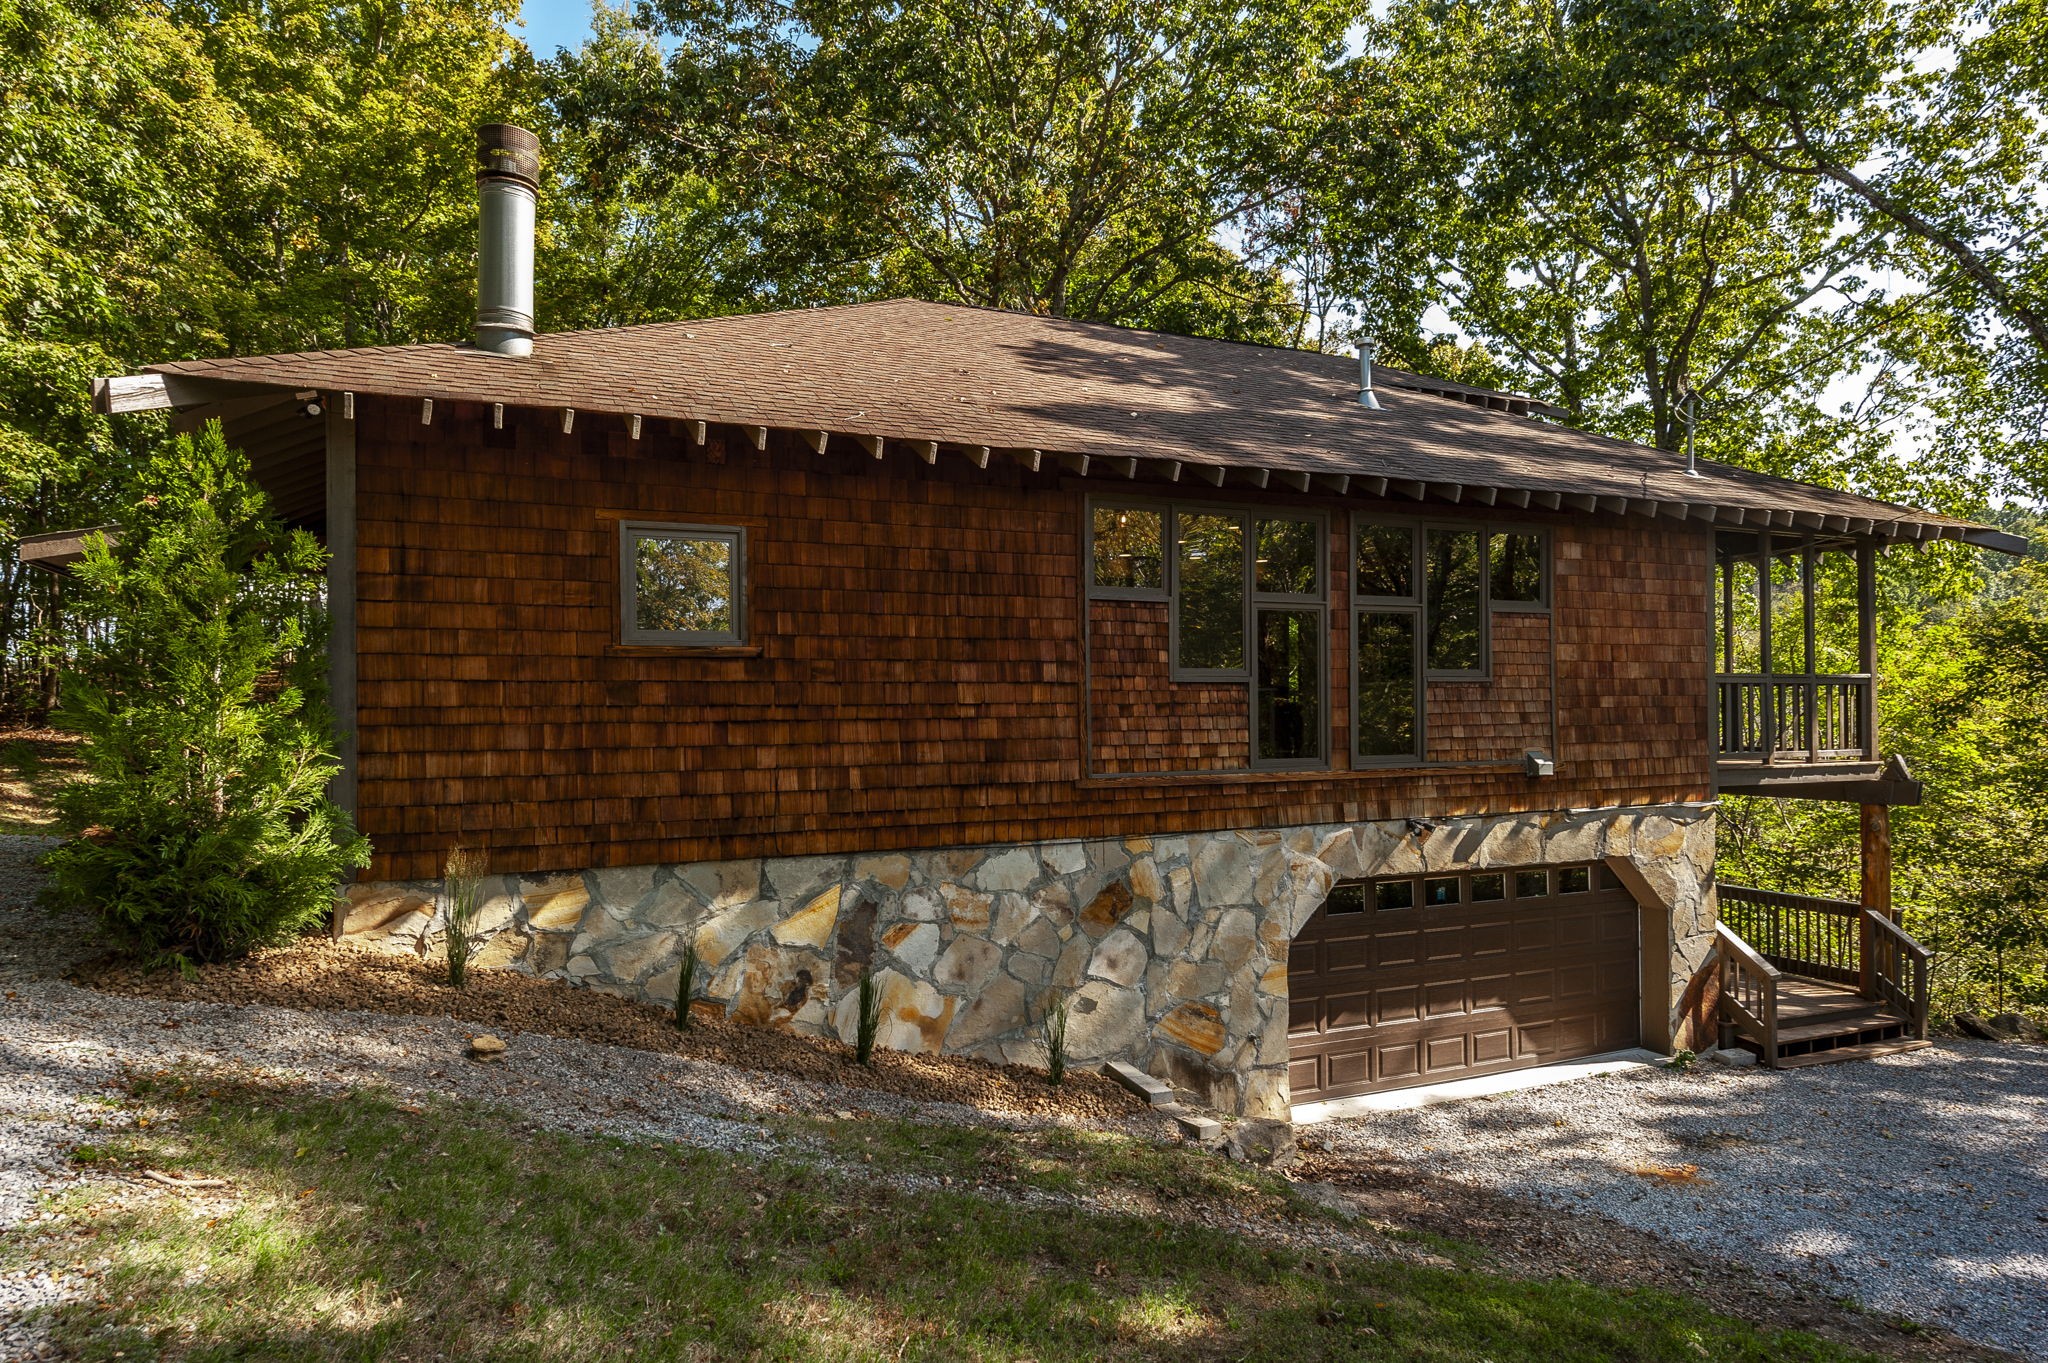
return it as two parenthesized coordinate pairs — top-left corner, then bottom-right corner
(1524, 750), (1556, 778)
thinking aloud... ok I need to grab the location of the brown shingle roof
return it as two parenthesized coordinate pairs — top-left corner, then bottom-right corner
(145, 297), (2017, 549)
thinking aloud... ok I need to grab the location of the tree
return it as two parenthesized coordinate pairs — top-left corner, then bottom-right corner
(606, 0), (1369, 337)
(41, 423), (367, 968)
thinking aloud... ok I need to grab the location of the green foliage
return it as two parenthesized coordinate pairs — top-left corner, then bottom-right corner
(675, 942), (699, 1030)
(855, 970), (883, 1066)
(1044, 991), (1070, 1086)
(442, 846), (487, 989)
(40, 422), (367, 968)
(1721, 527), (2048, 1020)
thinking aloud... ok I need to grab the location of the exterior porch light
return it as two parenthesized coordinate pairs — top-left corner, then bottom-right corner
(1523, 750), (1555, 777)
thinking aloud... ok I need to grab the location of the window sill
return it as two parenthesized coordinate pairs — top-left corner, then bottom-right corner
(605, 643), (763, 659)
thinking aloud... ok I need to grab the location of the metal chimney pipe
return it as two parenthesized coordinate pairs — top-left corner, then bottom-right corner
(1357, 341), (1382, 410)
(475, 124), (541, 357)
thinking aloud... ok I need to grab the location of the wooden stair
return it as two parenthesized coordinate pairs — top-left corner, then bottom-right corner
(1715, 886), (1933, 1070)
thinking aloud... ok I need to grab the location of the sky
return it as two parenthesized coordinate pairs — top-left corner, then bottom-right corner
(517, 0), (598, 57)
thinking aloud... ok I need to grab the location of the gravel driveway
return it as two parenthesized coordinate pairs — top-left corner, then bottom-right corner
(1315, 1044), (2048, 1361)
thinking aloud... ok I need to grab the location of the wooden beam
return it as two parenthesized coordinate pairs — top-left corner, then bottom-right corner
(491, 403), (504, 430)
(915, 440), (940, 464)
(1057, 452), (1089, 476)
(1103, 455), (1138, 479)
(1562, 493), (1598, 512)
(1498, 488), (1530, 507)
(1467, 486), (1497, 506)
(1273, 469), (1311, 492)
(1188, 463), (1225, 486)
(1389, 479), (1426, 500)
(1006, 447), (1042, 472)
(421, 398), (434, 426)
(1791, 510), (1827, 530)
(1595, 495), (1629, 515)
(852, 433), (883, 458)
(1152, 458), (1182, 482)
(1359, 476), (1390, 497)
(561, 408), (576, 434)
(629, 414), (643, 441)
(1319, 474), (1350, 495)
(800, 429), (830, 453)
(746, 425), (768, 451)
(1531, 491), (1563, 510)
(961, 444), (991, 468)
(341, 392), (355, 421)
(1430, 482), (1465, 503)
(691, 420), (707, 447)
(1235, 467), (1271, 489)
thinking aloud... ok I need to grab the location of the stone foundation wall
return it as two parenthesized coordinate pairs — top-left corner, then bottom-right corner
(339, 805), (1718, 1117)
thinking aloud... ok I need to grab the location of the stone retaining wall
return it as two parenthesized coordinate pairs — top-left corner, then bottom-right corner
(338, 805), (1718, 1117)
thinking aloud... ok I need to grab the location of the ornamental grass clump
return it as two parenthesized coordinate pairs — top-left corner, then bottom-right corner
(855, 970), (883, 1065)
(442, 846), (488, 989)
(1044, 991), (1070, 1086)
(674, 943), (699, 1030)
(41, 422), (368, 969)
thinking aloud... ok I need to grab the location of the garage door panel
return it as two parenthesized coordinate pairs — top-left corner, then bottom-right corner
(1290, 867), (1639, 1105)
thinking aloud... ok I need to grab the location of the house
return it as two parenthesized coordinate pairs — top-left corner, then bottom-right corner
(51, 125), (2024, 1118)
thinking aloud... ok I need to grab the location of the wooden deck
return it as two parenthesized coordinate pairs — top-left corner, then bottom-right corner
(1716, 886), (1933, 1069)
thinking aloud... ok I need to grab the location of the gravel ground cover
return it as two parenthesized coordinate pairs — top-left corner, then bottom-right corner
(1313, 1045), (2048, 1361)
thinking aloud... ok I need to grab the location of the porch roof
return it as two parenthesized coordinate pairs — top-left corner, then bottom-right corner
(107, 298), (2022, 551)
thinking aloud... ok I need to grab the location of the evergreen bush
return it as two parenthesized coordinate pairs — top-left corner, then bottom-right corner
(40, 422), (368, 967)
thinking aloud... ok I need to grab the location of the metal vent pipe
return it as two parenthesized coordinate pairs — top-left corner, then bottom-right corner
(475, 124), (541, 357)
(1357, 341), (1382, 410)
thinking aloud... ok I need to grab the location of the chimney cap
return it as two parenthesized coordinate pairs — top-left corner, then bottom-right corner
(477, 124), (541, 190)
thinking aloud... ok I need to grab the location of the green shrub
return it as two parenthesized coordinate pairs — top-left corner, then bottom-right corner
(1044, 991), (1070, 1086)
(855, 970), (882, 1065)
(442, 847), (487, 989)
(40, 422), (368, 968)
(675, 943), (699, 1030)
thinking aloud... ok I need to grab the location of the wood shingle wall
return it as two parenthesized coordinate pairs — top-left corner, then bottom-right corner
(351, 398), (1713, 881)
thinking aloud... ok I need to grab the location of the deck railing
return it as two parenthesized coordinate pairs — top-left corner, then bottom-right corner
(1716, 882), (1932, 1045)
(1715, 674), (1874, 762)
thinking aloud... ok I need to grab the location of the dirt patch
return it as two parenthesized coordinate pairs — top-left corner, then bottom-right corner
(73, 940), (1143, 1123)
(0, 727), (83, 834)
(1292, 1149), (2016, 1363)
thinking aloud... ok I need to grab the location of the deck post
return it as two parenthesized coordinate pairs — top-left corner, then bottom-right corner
(1857, 540), (1877, 759)
(1756, 530), (1774, 758)
(1859, 803), (1892, 996)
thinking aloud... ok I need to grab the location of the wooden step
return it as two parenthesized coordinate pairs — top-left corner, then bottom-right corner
(1771, 1014), (1911, 1046)
(1774, 1039), (1933, 1069)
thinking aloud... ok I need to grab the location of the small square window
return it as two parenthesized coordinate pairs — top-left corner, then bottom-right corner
(1376, 880), (1416, 911)
(1470, 873), (1506, 902)
(1559, 867), (1591, 893)
(1515, 870), (1550, 898)
(1423, 877), (1460, 907)
(622, 522), (745, 645)
(1325, 883), (1368, 915)
(1092, 505), (1165, 593)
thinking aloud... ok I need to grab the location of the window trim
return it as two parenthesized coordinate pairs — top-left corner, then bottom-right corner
(1421, 522), (1490, 681)
(1351, 602), (1424, 767)
(1085, 498), (1170, 602)
(619, 520), (749, 647)
(1251, 600), (1329, 770)
(1486, 527), (1552, 613)
(1169, 506), (1254, 681)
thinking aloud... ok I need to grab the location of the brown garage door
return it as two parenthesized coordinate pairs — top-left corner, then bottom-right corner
(1287, 864), (1640, 1104)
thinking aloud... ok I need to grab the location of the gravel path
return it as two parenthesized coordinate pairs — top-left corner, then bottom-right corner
(1315, 1045), (2048, 1360)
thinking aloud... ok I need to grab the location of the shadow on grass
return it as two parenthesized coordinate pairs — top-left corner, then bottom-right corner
(22, 1072), (1884, 1363)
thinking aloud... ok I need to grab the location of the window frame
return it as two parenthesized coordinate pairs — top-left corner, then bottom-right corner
(618, 520), (749, 647)
(1084, 498), (1171, 602)
(1349, 514), (1553, 767)
(1486, 527), (1552, 613)
(1168, 506), (1254, 681)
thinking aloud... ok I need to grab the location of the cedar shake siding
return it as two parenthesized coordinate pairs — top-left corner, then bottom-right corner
(352, 396), (1711, 882)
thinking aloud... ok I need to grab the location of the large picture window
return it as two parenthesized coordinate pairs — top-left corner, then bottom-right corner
(620, 521), (747, 646)
(1088, 499), (1327, 768)
(1352, 517), (1549, 764)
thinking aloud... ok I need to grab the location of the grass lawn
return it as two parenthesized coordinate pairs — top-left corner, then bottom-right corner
(8, 1072), (1886, 1363)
